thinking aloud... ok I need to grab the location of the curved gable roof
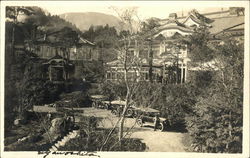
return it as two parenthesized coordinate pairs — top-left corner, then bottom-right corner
(183, 10), (214, 25)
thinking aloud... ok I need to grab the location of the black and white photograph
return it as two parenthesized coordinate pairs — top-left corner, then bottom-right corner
(0, 1), (249, 158)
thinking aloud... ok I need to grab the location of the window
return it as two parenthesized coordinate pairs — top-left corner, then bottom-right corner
(142, 72), (149, 80)
(107, 72), (111, 79)
(87, 49), (92, 59)
(111, 72), (116, 80)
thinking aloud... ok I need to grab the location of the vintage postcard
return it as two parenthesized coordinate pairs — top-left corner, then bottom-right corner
(0, 1), (249, 158)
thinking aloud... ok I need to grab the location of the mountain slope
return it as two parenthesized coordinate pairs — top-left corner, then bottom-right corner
(59, 12), (122, 32)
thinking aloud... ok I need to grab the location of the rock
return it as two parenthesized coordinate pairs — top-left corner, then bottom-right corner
(43, 118), (65, 142)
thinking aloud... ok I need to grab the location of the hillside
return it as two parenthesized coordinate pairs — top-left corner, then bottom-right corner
(59, 12), (122, 32)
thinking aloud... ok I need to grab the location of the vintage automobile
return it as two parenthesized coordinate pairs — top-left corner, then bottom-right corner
(110, 100), (138, 117)
(136, 107), (168, 131)
(90, 95), (110, 109)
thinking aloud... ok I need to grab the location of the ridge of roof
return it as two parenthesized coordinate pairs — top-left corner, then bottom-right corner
(160, 9), (231, 22)
(182, 10), (214, 25)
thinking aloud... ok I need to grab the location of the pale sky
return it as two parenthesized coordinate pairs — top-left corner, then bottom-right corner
(2, 1), (248, 20)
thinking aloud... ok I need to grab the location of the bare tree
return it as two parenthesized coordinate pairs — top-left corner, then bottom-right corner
(100, 6), (146, 150)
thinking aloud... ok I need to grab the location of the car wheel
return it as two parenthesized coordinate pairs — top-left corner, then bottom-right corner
(137, 119), (143, 127)
(132, 113), (137, 118)
(126, 109), (133, 117)
(158, 123), (164, 131)
(105, 104), (109, 110)
(92, 102), (96, 108)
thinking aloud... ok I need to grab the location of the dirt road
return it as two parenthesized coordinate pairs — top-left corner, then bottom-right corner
(78, 107), (189, 152)
(130, 130), (187, 152)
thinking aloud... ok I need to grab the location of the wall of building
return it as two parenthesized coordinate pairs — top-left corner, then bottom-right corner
(70, 46), (99, 61)
(34, 45), (68, 59)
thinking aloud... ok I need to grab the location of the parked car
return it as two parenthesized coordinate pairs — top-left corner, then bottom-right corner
(90, 95), (110, 109)
(110, 100), (138, 117)
(136, 107), (168, 131)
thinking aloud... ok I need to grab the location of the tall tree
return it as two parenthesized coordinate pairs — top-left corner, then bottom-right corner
(100, 6), (145, 150)
(6, 6), (35, 62)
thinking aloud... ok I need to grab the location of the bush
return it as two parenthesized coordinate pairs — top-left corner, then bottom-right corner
(59, 128), (146, 151)
(185, 86), (243, 153)
(98, 81), (127, 100)
(59, 91), (92, 108)
(65, 78), (91, 92)
(132, 82), (198, 129)
(185, 39), (243, 153)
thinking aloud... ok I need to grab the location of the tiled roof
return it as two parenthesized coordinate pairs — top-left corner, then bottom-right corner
(156, 10), (244, 36)
(185, 10), (214, 24)
(209, 16), (244, 34)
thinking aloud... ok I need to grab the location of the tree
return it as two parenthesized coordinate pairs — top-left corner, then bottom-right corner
(185, 37), (244, 153)
(82, 24), (119, 62)
(6, 6), (35, 62)
(100, 6), (145, 150)
(186, 26), (214, 63)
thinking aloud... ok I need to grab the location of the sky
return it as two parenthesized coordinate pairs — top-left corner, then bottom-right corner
(39, 1), (240, 19)
(3, 1), (247, 20)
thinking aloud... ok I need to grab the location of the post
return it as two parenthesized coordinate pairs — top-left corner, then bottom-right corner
(175, 44), (180, 84)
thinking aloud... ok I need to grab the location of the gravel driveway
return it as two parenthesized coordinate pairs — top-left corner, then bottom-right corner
(78, 107), (189, 152)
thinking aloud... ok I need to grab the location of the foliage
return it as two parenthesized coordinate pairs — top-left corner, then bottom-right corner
(185, 39), (243, 153)
(5, 51), (63, 121)
(98, 81), (127, 101)
(82, 24), (119, 62)
(186, 26), (214, 63)
(59, 91), (92, 108)
(191, 71), (214, 88)
(4, 115), (49, 151)
(132, 82), (198, 129)
(59, 117), (146, 151)
(5, 6), (82, 124)
(141, 17), (161, 33)
(81, 61), (104, 83)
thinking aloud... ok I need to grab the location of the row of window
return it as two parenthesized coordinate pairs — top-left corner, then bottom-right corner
(106, 71), (161, 81)
(35, 45), (94, 60)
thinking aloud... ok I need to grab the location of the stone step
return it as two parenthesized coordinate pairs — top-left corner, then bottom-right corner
(52, 145), (58, 151)
(63, 136), (70, 142)
(54, 142), (60, 148)
(58, 140), (66, 146)
(69, 134), (76, 139)
(49, 148), (56, 152)
(68, 132), (74, 135)
(49, 130), (81, 151)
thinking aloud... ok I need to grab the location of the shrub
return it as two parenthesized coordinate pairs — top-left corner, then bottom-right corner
(59, 128), (146, 151)
(59, 91), (91, 108)
(185, 86), (243, 153)
(133, 82), (198, 129)
(185, 39), (243, 153)
(98, 81), (127, 100)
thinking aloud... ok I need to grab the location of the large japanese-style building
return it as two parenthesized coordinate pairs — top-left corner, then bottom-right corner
(33, 30), (98, 83)
(105, 7), (245, 84)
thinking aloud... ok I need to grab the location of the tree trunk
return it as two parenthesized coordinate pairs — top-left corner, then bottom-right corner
(11, 24), (16, 63)
(148, 40), (153, 83)
(118, 90), (130, 150)
(118, 48), (130, 149)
